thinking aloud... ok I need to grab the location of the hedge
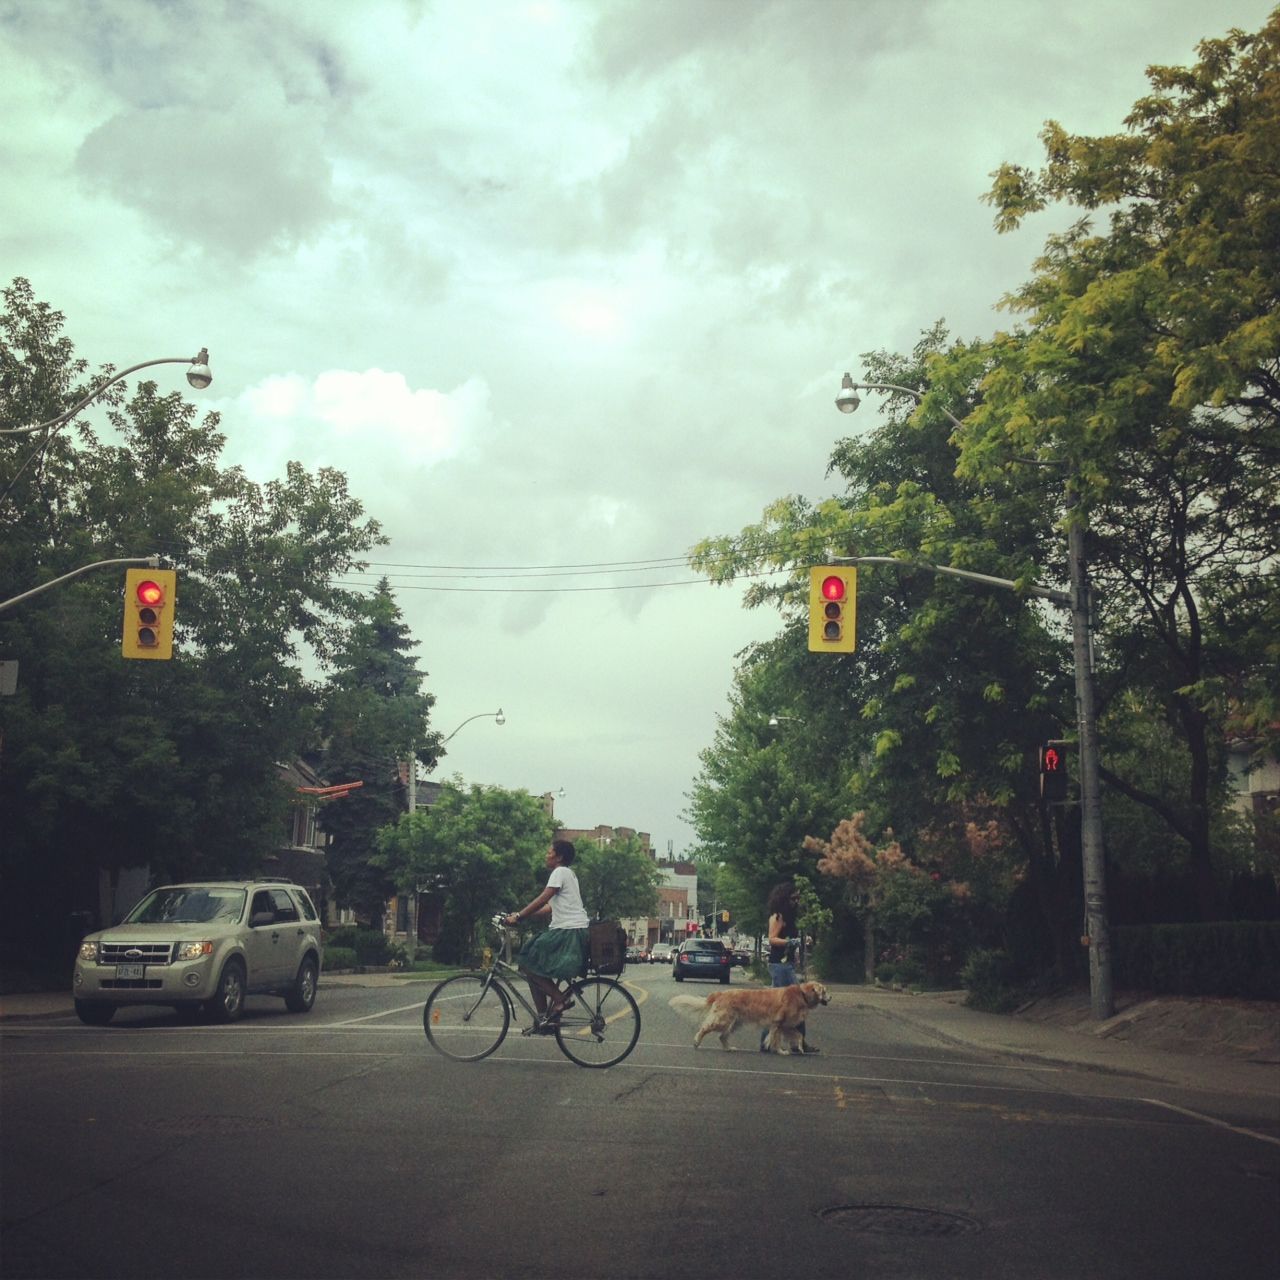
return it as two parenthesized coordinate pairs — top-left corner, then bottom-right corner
(323, 946), (357, 972)
(1111, 922), (1280, 1000)
(324, 928), (394, 966)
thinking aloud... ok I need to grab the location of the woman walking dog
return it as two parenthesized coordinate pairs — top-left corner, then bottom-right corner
(760, 881), (819, 1054)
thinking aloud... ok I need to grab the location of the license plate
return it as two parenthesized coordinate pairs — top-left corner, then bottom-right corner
(115, 964), (144, 980)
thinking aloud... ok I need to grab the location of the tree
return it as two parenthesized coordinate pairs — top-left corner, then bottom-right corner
(0, 279), (385, 961)
(683, 638), (855, 932)
(688, 329), (1066, 943)
(318, 579), (439, 927)
(373, 782), (552, 962)
(966, 15), (1280, 914)
(573, 833), (663, 921)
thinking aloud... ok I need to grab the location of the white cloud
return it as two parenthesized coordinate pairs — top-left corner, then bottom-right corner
(225, 368), (481, 482)
(3, 0), (1272, 850)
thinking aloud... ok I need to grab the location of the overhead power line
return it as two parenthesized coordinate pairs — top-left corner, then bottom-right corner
(328, 567), (790, 594)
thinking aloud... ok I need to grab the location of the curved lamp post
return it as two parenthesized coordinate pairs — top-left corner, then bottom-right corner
(440, 708), (505, 746)
(1, 349), (213, 436)
(835, 372), (1112, 1019)
(413, 709), (505, 803)
(402, 706), (506, 951)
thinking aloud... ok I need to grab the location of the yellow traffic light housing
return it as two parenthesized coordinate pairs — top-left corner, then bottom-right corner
(807, 566), (856, 653)
(122, 568), (176, 660)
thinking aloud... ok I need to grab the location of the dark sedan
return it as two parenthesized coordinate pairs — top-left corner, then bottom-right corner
(672, 938), (731, 984)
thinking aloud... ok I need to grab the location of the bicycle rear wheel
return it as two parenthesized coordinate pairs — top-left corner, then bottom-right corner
(554, 976), (641, 1068)
(424, 973), (510, 1062)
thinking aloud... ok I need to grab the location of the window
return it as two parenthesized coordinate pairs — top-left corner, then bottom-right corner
(270, 890), (300, 924)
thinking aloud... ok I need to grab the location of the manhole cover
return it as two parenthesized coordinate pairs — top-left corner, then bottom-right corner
(819, 1204), (983, 1238)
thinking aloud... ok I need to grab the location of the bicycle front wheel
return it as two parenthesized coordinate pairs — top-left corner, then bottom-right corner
(555, 976), (641, 1068)
(424, 973), (510, 1062)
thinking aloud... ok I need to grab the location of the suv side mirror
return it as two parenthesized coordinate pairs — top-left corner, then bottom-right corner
(250, 910), (276, 928)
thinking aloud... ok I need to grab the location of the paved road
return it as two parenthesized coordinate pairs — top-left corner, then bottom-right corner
(2, 968), (1278, 1279)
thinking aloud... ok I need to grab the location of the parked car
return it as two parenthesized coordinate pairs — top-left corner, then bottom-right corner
(672, 937), (731, 984)
(72, 880), (323, 1026)
(731, 947), (752, 967)
(649, 942), (673, 965)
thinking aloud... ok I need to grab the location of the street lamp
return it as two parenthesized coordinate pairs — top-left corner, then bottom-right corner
(835, 373), (1112, 1019)
(439, 708), (505, 745)
(767, 713), (803, 727)
(402, 706), (505, 955)
(1, 349), (213, 436)
(415, 708), (505, 799)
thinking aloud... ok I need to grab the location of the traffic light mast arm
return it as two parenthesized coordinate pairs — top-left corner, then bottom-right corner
(830, 555), (1069, 607)
(0, 556), (164, 613)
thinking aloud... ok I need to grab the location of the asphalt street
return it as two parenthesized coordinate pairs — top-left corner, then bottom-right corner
(2, 967), (1278, 1280)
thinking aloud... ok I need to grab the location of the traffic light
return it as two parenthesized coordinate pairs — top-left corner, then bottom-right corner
(808, 566), (856, 653)
(122, 568), (176, 660)
(1040, 741), (1069, 803)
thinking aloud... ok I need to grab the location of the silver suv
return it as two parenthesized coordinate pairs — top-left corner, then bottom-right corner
(73, 880), (323, 1025)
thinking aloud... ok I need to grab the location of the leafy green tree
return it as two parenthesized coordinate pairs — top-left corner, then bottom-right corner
(689, 328), (1065, 959)
(684, 639), (856, 933)
(318, 580), (439, 927)
(373, 782), (552, 962)
(963, 15), (1280, 914)
(0, 279), (384, 961)
(572, 833), (662, 921)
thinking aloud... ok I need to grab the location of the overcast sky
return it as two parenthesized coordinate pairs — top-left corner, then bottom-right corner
(3, 0), (1271, 856)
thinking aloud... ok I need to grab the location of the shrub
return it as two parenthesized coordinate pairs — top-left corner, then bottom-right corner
(1112, 922), (1280, 999)
(324, 946), (357, 972)
(323, 928), (394, 967)
(961, 947), (1022, 1012)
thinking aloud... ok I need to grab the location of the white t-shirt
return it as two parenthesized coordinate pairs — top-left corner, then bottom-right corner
(547, 865), (590, 929)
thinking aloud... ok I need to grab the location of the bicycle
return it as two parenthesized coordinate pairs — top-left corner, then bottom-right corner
(423, 915), (642, 1068)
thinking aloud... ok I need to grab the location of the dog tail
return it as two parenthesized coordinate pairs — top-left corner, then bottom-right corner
(670, 995), (711, 1013)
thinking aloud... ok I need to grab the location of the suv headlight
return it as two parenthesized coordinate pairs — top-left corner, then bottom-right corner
(78, 940), (99, 962)
(176, 941), (214, 961)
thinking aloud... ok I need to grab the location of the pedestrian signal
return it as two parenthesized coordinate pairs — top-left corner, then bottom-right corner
(122, 568), (176, 660)
(1039, 741), (1069, 803)
(807, 566), (856, 653)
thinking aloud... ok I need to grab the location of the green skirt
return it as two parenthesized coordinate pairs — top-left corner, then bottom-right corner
(518, 927), (588, 981)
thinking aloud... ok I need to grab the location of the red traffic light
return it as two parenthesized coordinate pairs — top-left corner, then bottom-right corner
(821, 575), (846, 602)
(1042, 747), (1063, 773)
(134, 579), (165, 607)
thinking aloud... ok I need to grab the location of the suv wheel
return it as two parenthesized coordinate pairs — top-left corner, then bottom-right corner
(206, 959), (246, 1023)
(75, 999), (115, 1026)
(284, 956), (318, 1013)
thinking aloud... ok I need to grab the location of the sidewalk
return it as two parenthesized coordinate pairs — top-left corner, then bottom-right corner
(834, 983), (1280, 1100)
(0, 970), (419, 1024)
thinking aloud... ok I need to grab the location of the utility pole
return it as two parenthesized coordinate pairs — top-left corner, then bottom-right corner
(834, 551), (1115, 1019)
(833, 375), (1115, 1020)
(1067, 491), (1112, 1018)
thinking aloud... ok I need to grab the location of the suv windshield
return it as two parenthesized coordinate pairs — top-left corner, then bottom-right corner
(124, 887), (246, 925)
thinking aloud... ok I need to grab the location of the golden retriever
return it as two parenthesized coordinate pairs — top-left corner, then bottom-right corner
(672, 981), (830, 1052)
